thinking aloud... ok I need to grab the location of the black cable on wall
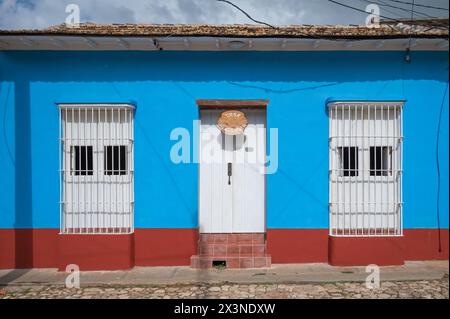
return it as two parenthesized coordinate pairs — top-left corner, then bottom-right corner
(435, 83), (448, 253)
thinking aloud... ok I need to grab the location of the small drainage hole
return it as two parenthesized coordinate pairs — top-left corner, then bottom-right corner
(212, 260), (227, 268)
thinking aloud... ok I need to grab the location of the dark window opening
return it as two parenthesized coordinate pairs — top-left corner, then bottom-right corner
(338, 147), (358, 177)
(71, 146), (93, 176)
(370, 146), (392, 176)
(104, 145), (127, 175)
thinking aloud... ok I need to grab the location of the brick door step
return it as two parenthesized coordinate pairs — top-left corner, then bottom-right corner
(199, 243), (267, 257)
(198, 233), (265, 245)
(190, 255), (272, 269)
(192, 233), (271, 269)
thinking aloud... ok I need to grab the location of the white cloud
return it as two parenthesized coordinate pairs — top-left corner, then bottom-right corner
(0, 0), (448, 30)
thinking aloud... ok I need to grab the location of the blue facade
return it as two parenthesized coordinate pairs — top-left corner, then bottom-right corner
(0, 50), (448, 230)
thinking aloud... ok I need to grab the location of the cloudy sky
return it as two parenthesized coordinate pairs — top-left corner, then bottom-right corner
(0, 0), (448, 30)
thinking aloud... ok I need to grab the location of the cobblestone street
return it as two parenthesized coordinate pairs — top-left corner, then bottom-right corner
(1, 276), (448, 299)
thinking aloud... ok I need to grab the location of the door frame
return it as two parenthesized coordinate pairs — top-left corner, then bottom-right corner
(196, 99), (269, 234)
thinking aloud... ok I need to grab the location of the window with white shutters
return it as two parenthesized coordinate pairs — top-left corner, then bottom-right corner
(59, 104), (134, 234)
(328, 101), (403, 237)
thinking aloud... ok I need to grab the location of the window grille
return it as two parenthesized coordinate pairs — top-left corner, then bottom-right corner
(58, 104), (135, 234)
(328, 102), (403, 237)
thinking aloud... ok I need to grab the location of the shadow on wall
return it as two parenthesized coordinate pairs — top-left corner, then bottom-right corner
(0, 51), (448, 84)
(14, 80), (33, 269)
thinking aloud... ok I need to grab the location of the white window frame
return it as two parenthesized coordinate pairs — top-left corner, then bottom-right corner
(58, 103), (135, 234)
(328, 101), (404, 237)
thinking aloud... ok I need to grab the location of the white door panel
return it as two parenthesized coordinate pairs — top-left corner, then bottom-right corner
(199, 109), (265, 233)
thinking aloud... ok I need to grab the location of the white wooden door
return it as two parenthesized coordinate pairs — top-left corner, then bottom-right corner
(199, 109), (266, 233)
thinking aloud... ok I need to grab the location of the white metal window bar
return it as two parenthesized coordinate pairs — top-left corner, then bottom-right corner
(328, 101), (404, 237)
(58, 104), (135, 234)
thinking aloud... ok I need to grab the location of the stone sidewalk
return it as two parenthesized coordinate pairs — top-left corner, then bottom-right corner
(0, 277), (448, 299)
(0, 261), (448, 299)
(0, 261), (448, 286)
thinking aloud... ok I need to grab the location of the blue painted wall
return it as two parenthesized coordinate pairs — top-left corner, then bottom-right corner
(0, 51), (448, 229)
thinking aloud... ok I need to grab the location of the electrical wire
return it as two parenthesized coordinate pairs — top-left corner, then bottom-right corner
(216, 0), (384, 41)
(216, 0), (276, 28)
(385, 0), (449, 11)
(406, 0), (415, 58)
(357, 0), (440, 19)
(151, 0), (448, 51)
(1, 83), (14, 166)
(356, 0), (411, 19)
(328, 0), (408, 21)
(435, 83), (448, 253)
(328, 0), (448, 28)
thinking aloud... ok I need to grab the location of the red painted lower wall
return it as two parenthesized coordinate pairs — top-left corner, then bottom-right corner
(134, 229), (198, 266)
(0, 228), (448, 270)
(0, 228), (198, 270)
(57, 234), (135, 271)
(0, 229), (59, 269)
(267, 229), (329, 263)
(267, 228), (449, 266)
(328, 235), (404, 266)
(402, 229), (449, 261)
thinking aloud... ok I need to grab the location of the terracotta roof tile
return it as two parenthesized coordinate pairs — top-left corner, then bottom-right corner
(0, 22), (448, 39)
